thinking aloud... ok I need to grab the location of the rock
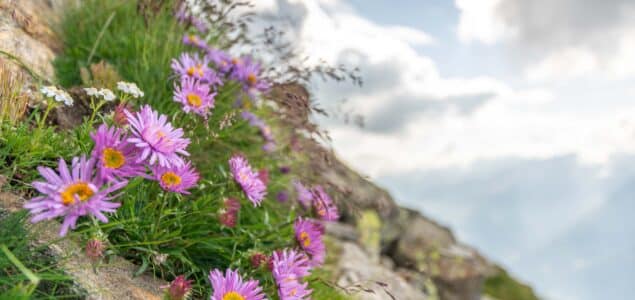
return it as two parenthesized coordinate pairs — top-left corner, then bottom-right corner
(0, 190), (167, 300)
(386, 208), (494, 300)
(335, 241), (427, 300)
(357, 210), (382, 261)
(324, 221), (359, 242)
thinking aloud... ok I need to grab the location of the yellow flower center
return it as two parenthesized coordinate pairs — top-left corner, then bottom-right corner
(290, 288), (297, 296)
(300, 231), (311, 247)
(102, 148), (125, 169)
(238, 170), (249, 183)
(222, 291), (245, 300)
(188, 35), (197, 43)
(161, 172), (182, 187)
(186, 93), (202, 107)
(247, 73), (257, 86)
(186, 65), (204, 77)
(60, 182), (94, 206)
(231, 58), (239, 65)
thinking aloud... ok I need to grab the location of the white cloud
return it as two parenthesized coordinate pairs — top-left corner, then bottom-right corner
(455, 0), (510, 44)
(526, 47), (598, 81)
(455, 0), (635, 80)
(250, 0), (635, 179)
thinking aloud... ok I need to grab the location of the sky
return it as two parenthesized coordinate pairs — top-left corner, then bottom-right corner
(248, 1), (635, 299)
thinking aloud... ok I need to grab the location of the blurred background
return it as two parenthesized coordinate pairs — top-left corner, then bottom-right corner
(251, 1), (635, 299)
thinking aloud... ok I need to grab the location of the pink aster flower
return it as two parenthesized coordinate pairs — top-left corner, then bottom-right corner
(174, 77), (216, 118)
(126, 105), (190, 168)
(24, 156), (127, 236)
(209, 269), (265, 300)
(91, 124), (146, 183)
(293, 181), (313, 209)
(171, 53), (221, 85)
(182, 34), (207, 49)
(207, 48), (233, 74)
(163, 275), (193, 300)
(272, 249), (313, 300)
(311, 185), (340, 222)
(152, 161), (199, 194)
(294, 218), (326, 266)
(230, 56), (270, 96)
(229, 155), (267, 206)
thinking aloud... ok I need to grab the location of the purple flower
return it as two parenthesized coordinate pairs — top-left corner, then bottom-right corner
(262, 140), (276, 153)
(207, 48), (233, 74)
(24, 156), (127, 236)
(241, 111), (265, 127)
(91, 124), (146, 183)
(279, 166), (291, 174)
(209, 269), (265, 300)
(230, 57), (270, 96)
(126, 105), (190, 168)
(171, 53), (220, 85)
(311, 185), (340, 221)
(174, 77), (216, 118)
(293, 181), (313, 208)
(175, 3), (208, 33)
(271, 249), (313, 300)
(182, 34), (207, 50)
(294, 218), (326, 266)
(191, 17), (208, 34)
(229, 155), (267, 206)
(276, 191), (289, 203)
(272, 249), (312, 279)
(152, 161), (199, 194)
(163, 275), (193, 300)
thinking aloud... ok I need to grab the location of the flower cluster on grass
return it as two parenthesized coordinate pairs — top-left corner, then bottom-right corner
(23, 3), (347, 298)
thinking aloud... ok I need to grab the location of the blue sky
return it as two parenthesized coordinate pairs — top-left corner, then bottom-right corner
(250, 1), (635, 299)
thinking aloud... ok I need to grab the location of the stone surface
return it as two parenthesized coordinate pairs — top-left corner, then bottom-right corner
(385, 208), (494, 300)
(335, 241), (427, 300)
(0, 189), (167, 300)
(324, 221), (359, 242)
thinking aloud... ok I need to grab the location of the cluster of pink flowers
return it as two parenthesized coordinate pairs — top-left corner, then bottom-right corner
(25, 5), (346, 298)
(24, 101), (199, 237)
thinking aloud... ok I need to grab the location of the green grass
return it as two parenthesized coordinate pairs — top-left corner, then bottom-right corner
(0, 121), (92, 194)
(484, 267), (540, 300)
(54, 0), (186, 113)
(0, 211), (84, 299)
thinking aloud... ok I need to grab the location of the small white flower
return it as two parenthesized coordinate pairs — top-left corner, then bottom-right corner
(83, 87), (99, 97)
(54, 90), (74, 106)
(98, 88), (116, 102)
(116, 81), (144, 98)
(40, 86), (58, 98)
(41, 85), (73, 106)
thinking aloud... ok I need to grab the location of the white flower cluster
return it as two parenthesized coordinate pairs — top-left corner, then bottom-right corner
(84, 87), (117, 102)
(117, 81), (144, 98)
(40, 86), (74, 106)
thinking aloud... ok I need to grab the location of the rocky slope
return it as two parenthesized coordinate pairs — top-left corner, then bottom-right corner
(0, 1), (538, 299)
